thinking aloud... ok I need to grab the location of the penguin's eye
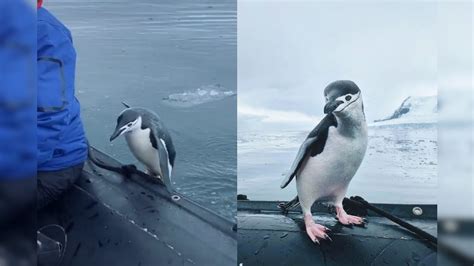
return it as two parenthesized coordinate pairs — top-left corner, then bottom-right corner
(345, 95), (352, 101)
(127, 123), (133, 127)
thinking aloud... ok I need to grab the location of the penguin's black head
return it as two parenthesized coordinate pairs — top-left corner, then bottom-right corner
(323, 80), (362, 114)
(110, 109), (143, 141)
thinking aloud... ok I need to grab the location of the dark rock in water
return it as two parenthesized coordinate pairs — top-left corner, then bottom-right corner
(237, 194), (248, 200)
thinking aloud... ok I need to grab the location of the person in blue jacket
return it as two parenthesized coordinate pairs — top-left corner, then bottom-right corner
(37, 1), (88, 209)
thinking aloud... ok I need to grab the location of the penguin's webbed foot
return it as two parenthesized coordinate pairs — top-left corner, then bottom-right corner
(336, 206), (366, 226)
(304, 214), (331, 244)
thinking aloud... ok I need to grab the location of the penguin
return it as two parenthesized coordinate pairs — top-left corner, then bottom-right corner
(280, 80), (368, 243)
(109, 103), (176, 191)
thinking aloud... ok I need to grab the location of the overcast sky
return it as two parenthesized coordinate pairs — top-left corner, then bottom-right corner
(238, 1), (439, 131)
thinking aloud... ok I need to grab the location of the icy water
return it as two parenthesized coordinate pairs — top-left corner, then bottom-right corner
(48, 0), (237, 220)
(238, 123), (437, 204)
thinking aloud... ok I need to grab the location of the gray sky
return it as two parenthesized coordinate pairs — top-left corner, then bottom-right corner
(238, 1), (438, 131)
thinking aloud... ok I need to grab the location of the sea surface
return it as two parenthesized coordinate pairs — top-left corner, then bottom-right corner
(238, 122), (437, 204)
(48, 0), (237, 220)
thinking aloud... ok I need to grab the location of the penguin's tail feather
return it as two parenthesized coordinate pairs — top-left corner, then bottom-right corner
(278, 195), (300, 213)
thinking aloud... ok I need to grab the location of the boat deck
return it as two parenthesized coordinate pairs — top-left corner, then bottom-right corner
(38, 148), (237, 266)
(238, 199), (437, 265)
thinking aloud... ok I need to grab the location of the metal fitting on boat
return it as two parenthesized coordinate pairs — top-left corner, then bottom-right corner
(171, 195), (181, 201)
(412, 206), (423, 216)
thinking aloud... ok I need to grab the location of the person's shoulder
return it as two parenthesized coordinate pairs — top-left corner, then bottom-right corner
(38, 8), (60, 27)
(37, 7), (72, 40)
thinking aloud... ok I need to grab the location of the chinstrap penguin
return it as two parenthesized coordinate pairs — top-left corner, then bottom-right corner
(110, 103), (176, 191)
(280, 80), (368, 243)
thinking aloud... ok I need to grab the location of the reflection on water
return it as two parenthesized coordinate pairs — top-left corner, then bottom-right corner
(48, 0), (236, 220)
(238, 123), (437, 204)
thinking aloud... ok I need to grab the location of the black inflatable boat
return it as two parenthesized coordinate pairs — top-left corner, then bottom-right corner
(237, 197), (437, 266)
(38, 147), (237, 266)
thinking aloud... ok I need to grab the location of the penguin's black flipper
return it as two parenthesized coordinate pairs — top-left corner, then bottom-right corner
(280, 114), (337, 189)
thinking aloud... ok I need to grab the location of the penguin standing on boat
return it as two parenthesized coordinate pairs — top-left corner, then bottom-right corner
(110, 103), (176, 191)
(280, 80), (368, 243)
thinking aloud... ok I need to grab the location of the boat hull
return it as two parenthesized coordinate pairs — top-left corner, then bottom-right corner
(238, 200), (437, 266)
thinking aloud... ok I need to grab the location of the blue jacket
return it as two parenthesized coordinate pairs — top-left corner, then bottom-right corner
(0, 0), (36, 179)
(37, 7), (87, 171)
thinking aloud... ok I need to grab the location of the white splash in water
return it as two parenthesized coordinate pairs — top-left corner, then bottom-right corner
(162, 84), (235, 107)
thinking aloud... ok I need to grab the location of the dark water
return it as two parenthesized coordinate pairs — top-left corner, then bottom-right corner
(48, 0), (237, 220)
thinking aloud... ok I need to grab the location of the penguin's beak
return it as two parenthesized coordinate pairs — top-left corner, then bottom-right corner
(109, 127), (125, 141)
(324, 100), (344, 114)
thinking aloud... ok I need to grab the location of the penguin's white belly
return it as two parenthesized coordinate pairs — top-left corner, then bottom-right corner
(297, 127), (367, 204)
(125, 129), (161, 176)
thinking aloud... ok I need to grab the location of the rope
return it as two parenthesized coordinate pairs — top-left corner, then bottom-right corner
(37, 224), (67, 266)
(347, 196), (437, 245)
